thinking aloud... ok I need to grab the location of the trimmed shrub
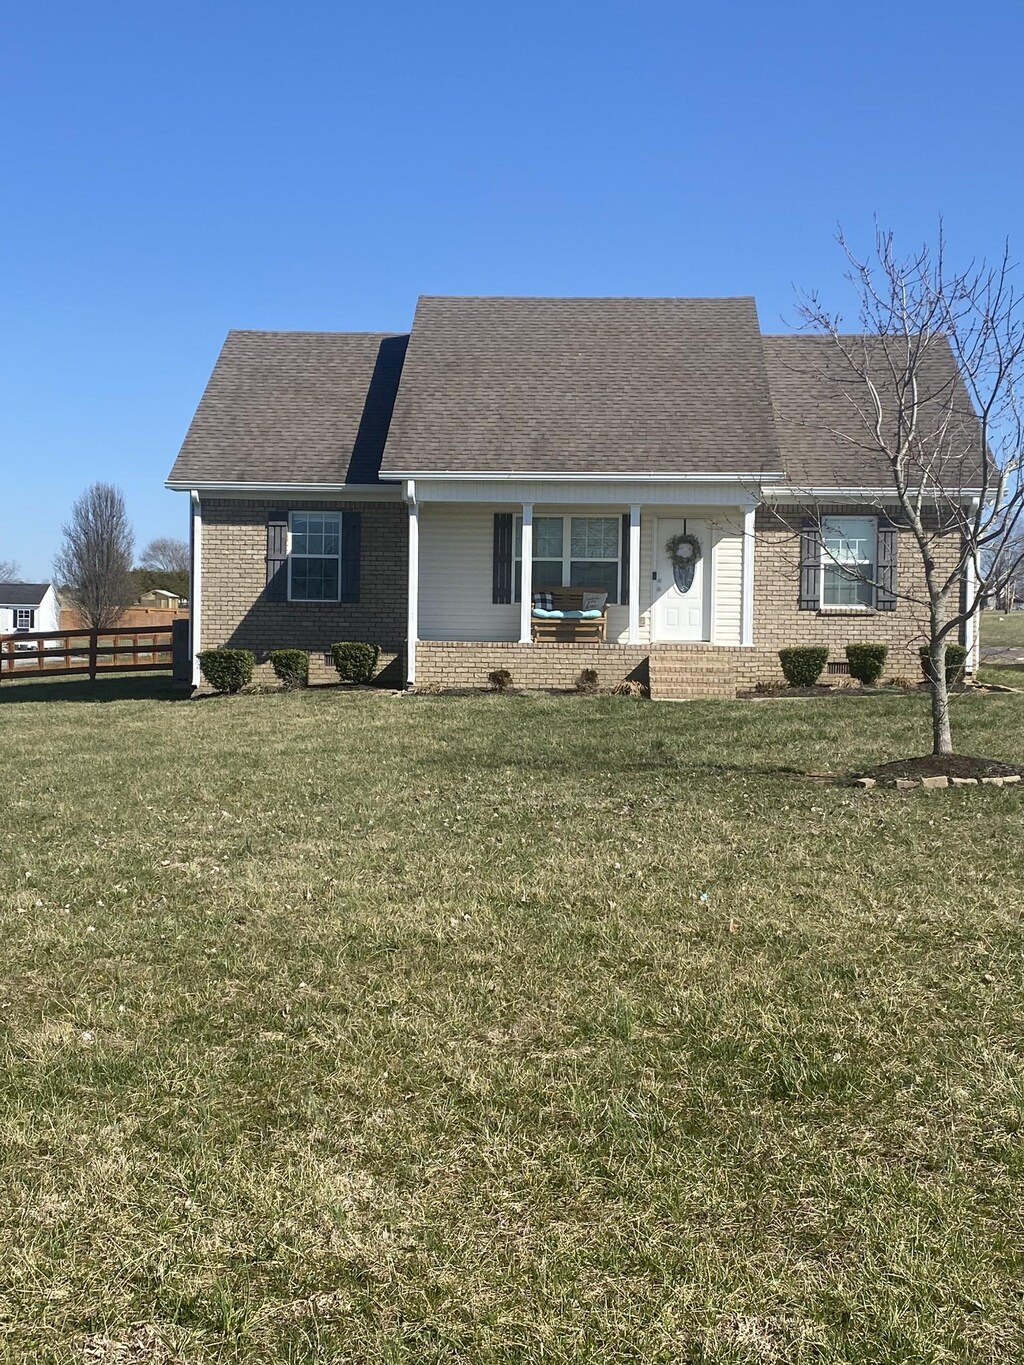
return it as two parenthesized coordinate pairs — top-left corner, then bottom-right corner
(845, 643), (888, 686)
(487, 668), (513, 692)
(778, 646), (829, 687)
(575, 668), (599, 695)
(919, 642), (968, 686)
(269, 648), (309, 689)
(331, 641), (380, 684)
(198, 648), (254, 694)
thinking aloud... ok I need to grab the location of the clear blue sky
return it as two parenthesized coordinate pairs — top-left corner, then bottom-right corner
(2, 1), (1021, 578)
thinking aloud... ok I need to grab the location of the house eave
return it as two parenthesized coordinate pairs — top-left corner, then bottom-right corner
(764, 485), (987, 501)
(376, 469), (786, 485)
(165, 480), (403, 499)
(378, 469), (786, 483)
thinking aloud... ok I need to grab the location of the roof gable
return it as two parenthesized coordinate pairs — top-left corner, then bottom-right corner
(380, 296), (781, 477)
(167, 331), (408, 486)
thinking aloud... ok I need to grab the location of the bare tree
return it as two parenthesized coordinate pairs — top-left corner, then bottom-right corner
(139, 536), (189, 574)
(54, 483), (135, 629)
(787, 226), (1024, 755)
(0, 558), (19, 582)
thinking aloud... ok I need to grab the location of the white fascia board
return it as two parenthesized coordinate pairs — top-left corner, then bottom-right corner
(164, 481), (403, 500)
(411, 479), (764, 507)
(379, 470), (785, 483)
(765, 485), (986, 501)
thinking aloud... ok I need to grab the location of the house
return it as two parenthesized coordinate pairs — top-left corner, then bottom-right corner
(166, 297), (984, 697)
(0, 582), (60, 637)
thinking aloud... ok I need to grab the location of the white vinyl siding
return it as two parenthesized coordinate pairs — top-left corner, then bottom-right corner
(710, 525), (743, 644)
(416, 503), (746, 646)
(419, 504), (519, 641)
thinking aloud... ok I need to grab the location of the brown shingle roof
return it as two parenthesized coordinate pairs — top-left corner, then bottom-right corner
(379, 296), (782, 477)
(763, 334), (987, 490)
(167, 331), (408, 486)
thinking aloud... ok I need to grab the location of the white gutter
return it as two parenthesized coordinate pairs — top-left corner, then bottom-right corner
(764, 485), (986, 500)
(404, 480), (418, 687)
(378, 470), (787, 483)
(190, 490), (202, 687)
(166, 480), (402, 497)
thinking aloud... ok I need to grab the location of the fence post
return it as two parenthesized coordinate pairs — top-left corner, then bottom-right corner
(88, 631), (98, 682)
(171, 618), (191, 687)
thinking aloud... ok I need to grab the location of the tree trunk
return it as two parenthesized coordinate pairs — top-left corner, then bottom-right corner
(928, 637), (953, 756)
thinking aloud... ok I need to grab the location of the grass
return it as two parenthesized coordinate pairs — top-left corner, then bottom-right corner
(980, 610), (1024, 649)
(2, 680), (1024, 1362)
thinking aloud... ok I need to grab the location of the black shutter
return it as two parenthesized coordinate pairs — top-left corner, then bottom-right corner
(876, 522), (898, 611)
(492, 513), (513, 604)
(266, 512), (288, 601)
(620, 512), (630, 607)
(339, 509), (361, 603)
(798, 520), (821, 610)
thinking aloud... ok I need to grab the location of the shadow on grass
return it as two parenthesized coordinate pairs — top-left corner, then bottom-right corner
(0, 674), (188, 704)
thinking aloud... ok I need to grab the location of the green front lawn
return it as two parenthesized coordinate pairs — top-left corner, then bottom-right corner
(2, 684), (1023, 1362)
(981, 609), (1024, 648)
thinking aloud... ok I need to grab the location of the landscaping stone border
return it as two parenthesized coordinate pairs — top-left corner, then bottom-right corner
(853, 774), (1022, 791)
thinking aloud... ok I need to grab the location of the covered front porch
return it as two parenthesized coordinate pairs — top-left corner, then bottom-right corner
(402, 478), (758, 690)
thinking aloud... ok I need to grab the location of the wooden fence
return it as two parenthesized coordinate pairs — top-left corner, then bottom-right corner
(0, 625), (183, 682)
(59, 606), (189, 631)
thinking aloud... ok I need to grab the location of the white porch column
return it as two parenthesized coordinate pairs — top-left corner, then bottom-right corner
(741, 505), (755, 646)
(519, 503), (533, 643)
(628, 504), (641, 644)
(405, 481), (419, 686)
(189, 490), (203, 686)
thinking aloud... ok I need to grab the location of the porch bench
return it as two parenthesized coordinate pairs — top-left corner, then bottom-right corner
(531, 587), (608, 642)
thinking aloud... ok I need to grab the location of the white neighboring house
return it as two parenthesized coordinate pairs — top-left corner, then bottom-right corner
(0, 583), (60, 644)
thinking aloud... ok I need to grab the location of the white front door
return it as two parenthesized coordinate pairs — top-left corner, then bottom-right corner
(652, 518), (710, 642)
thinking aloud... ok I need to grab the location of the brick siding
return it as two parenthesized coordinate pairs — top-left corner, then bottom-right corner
(199, 497), (407, 684)
(752, 505), (964, 681)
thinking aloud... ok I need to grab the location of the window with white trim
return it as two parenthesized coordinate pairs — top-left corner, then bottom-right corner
(14, 608), (33, 630)
(288, 512), (342, 602)
(822, 517), (875, 608)
(514, 515), (621, 602)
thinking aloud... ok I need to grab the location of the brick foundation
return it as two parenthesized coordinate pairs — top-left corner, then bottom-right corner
(414, 641), (650, 691)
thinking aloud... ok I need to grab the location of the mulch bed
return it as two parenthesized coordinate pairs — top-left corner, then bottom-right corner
(862, 754), (1024, 782)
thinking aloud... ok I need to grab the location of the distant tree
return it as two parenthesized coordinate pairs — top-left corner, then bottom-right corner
(140, 536), (189, 574)
(54, 483), (135, 629)
(0, 558), (19, 582)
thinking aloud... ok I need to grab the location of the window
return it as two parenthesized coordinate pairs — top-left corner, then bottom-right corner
(288, 512), (341, 601)
(822, 517), (875, 608)
(14, 609), (33, 630)
(514, 515), (621, 602)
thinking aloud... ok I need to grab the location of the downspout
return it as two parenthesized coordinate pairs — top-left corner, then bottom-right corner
(190, 490), (203, 687)
(404, 480), (418, 687)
